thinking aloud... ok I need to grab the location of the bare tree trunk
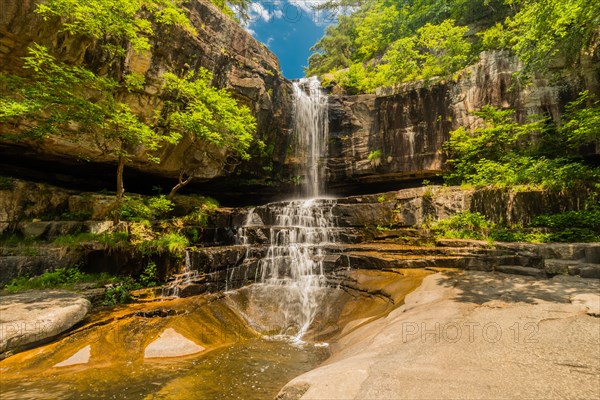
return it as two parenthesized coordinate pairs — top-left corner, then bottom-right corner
(113, 154), (126, 223)
(168, 171), (194, 200)
(116, 154), (126, 200)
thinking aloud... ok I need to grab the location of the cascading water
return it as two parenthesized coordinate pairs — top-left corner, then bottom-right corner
(235, 77), (337, 341)
(162, 250), (198, 298)
(239, 199), (338, 339)
(292, 76), (329, 198)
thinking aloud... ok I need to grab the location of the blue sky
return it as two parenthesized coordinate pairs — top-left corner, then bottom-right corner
(242, 1), (337, 79)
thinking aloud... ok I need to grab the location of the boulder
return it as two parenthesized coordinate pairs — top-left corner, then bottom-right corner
(0, 290), (91, 357)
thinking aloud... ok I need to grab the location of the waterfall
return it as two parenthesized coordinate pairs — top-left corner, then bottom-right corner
(233, 77), (337, 341)
(292, 76), (329, 198)
(162, 250), (198, 298)
(238, 199), (337, 340)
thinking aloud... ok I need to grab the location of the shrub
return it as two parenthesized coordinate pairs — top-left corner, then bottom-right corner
(141, 233), (189, 255)
(147, 195), (174, 218)
(431, 211), (494, 240)
(53, 232), (129, 250)
(103, 284), (133, 306)
(529, 207), (600, 242)
(138, 261), (159, 288)
(2, 266), (111, 293)
(119, 196), (153, 221)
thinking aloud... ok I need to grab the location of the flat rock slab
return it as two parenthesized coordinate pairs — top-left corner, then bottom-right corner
(53, 344), (91, 367)
(0, 291), (91, 356)
(278, 271), (600, 400)
(144, 327), (205, 359)
(571, 293), (600, 317)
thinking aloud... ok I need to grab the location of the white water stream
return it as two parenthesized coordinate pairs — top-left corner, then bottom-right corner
(292, 76), (329, 198)
(236, 77), (337, 340)
(162, 250), (198, 298)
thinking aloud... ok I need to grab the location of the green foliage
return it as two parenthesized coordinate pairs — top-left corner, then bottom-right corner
(445, 99), (600, 190)
(183, 207), (214, 226)
(331, 19), (472, 93)
(416, 20), (471, 79)
(0, 234), (38, 247)
(1, 0), (253, 204)
(355, 2), (404, 60)
(368, 149), (382, 161)
(147, 195), (174, 216)
(171, 194), (219, 226)
(0, 45), (111, 137)
(506, 0), (600, 73)
(431, 206), (600, 244)
(431, 211), (493, 240)
(381, 37), (421, 82)
(307, 15), (357, 75)
(479, 22), (512, 51)
(531, 209), (600, 231)
(376, 224), (391, 232)
(158, 66), (257, 197)
(141, 233), (189, 255)
(161, 70), (256, 161)
(119, 197), (153, 221)
(560, 91), (600, 147)
(53, 232), (130, 250)
(124, 73), (146, 92)
(3, 266), (112, 293)
(103, 284), (133, 306)
(60, 210), (93, 221)
(0, 45), (180, 204)
(488, 229), (551, 243)
(138, 261), (159, 287)
(506, 206), (600, 243)
(308, 0), (597, 91)
(367, 149), (383, 167)
(306, 0), (504, 90)
(119, 195), (175, 221)
(36, 0), (195, 55)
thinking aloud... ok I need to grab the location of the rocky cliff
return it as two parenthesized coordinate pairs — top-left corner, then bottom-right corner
(0, 0), (294, 196)
(2, 3), (599, 203)
(324, 51), (600, 195)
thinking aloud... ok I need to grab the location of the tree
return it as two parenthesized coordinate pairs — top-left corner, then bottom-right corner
(0, 45), (180, 210)
(160, 70), (256, 199)
(382, 37), (422, 83)
(507, 0), (600, 72)
(306, 15), (358, 76)
(444, 104), (599, 189)
(355, 1), (404, 60)
(560, 91), (600, 147)
(36, 0), (195, 55)
(417, 19), (471, 79)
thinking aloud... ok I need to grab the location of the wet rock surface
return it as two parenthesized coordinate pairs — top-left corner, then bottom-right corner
(0, 269), (425, 399)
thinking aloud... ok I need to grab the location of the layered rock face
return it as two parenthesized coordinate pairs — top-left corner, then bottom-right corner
(0, 0), (293, 188)
(324, 51), (599, 194)
(171, 185), (598, 296)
